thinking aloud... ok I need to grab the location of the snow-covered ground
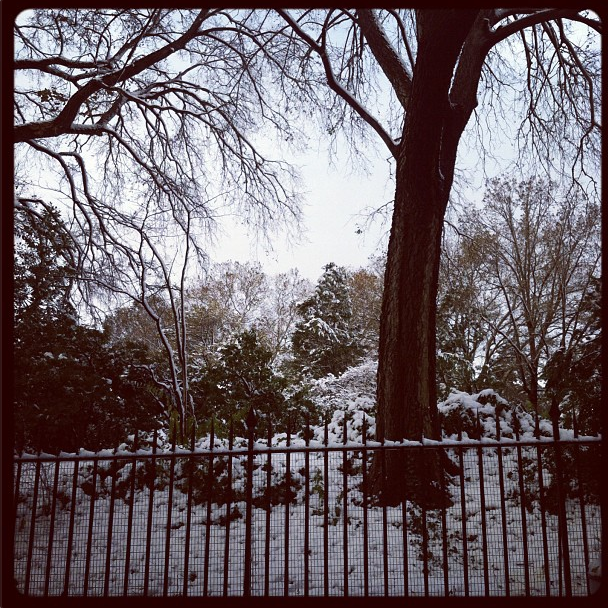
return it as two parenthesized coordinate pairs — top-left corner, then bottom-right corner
(13, 386), (602, 597)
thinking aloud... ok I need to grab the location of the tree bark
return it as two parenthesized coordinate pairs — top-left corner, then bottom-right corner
(373, 10), (479, 507)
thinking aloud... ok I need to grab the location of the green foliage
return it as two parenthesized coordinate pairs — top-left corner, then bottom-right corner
(14, 203), (162, 453)
(177, 456), (237, 506)
(291, 263), (364, 378)
(14, 203), (76, 327)
(191, 328), (317, 435)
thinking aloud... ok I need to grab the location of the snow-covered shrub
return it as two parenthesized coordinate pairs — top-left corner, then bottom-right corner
(176, 456), (241, 506)
(305, 358), (377, 443)
(438, 389), (553, 440)
(252, 461), (302, 508)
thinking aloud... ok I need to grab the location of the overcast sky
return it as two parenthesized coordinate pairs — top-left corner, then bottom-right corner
(209, 141), (395, 283)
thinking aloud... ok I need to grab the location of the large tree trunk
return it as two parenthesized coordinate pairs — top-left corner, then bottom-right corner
(373, 156), (451, 507)
(373, 10), (479, 507)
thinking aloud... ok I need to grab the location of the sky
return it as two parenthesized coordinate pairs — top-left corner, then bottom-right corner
(12, 8), (599, 290)
(206, 131), (494, 284)
(208, 143), (394, 283)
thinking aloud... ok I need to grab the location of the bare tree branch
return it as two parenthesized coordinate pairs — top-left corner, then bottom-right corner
(277, 9), (399, 158)
(356, 9), (412, 111)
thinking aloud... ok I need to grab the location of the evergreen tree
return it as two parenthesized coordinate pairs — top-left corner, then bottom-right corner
(291, 263), (363, 378)
(192, 328), (315, 435)
(14, 203), (161, 452)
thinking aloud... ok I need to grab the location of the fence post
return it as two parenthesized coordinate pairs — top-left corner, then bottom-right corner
(243, 406), (257, 596)
(342, 409), (349, 596)
(24, 458), (42, 595)
(550, 397), (572, 596)
(143, 428), (158, 596)
(203, 417), (215, 596)
(163, 427), (178, 596)
(572, 412), (591, 595)
(476, 411), (489, 595)
(513, 412), (530, 595)
(323, 416), (329, 596)
(123, 430), (139, 595)
(362, 416), (370, 597)
(304, 415), (310, 597)
(183, 424), (196, 597)
(457, 417), (468, 596)
(495, 408), (510, 596)
(223, 419), (235, 596)
(264, 420), (272, 596)
(284, 416), (291, 597)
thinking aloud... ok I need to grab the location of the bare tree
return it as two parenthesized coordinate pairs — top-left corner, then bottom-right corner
(13, 8), (308, 315)
(12, 8), (602, 499)
(185, 260), (269, 360)
(464, 176), (601, 417)
(436, 230), (512, 399)
(12, 8), (315, 437)
(278, 8), (601, 505)
(258, 268), (313, 363)
(92, 204), (197, 438)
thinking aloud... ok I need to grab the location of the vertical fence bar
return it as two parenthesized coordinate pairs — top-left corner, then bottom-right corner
(43, 459), (61, 596)
(513, 415), (530, 595)
(572, 413), (591, 595)
(13, 459), (23, 531)
(16, 422), (598, 600)
(476, 413), (489, 595)
(24, 458), (42, 595)
(103, 450), (119, 597)
(421, 487), (429, 597)
(550, 399), (572, 596)
(63, 459), (80, 596)
(495, 411), (510, 596)
(163, 429), (177, 596)
(457, 427), (469, 596)
(323, 417), (329, 596)
(362, 418), (370, 597)
(304, 416), (310, 597)
(265, 421), (272, 596)
(223, 419), (235, 596)
(123, 431), (139, 595)
(13, 459), (23, 593)
(535, 432), (551, 595)
(183, 426), (196, 597)
(419, 442), (429, 597)
(401, 494), (409, 596)
(83, 458), (99, 597)
(203, 419), (214, 597)
(243, 407), (256, 597)
(439, 447), (449, 596)
(342, 411), (349, 596)
(381, 447), (388, 596)
(143, 428), (158, 597)
(284, 417), (291, 597)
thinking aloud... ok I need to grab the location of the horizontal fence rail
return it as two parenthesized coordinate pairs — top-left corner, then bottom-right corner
(13, 417), (602, 597)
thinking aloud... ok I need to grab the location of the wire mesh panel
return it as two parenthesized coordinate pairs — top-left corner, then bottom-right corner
(12, 431), (602, 597)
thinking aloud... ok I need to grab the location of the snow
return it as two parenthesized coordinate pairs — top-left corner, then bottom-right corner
(12, 363), (601, 597)
(13, 439), (600, 597)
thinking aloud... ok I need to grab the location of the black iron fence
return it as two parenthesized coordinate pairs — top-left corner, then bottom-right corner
(12, 413), (602, 597)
